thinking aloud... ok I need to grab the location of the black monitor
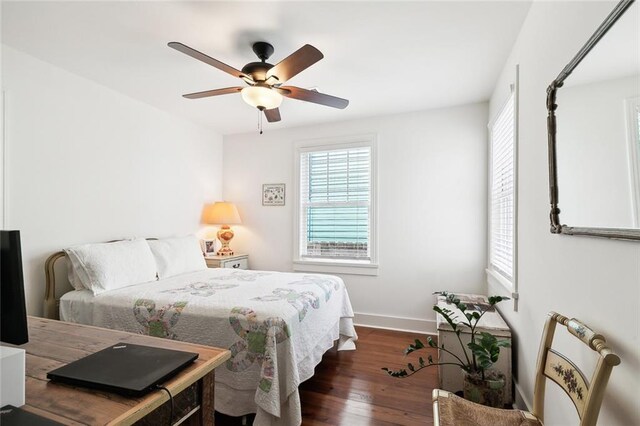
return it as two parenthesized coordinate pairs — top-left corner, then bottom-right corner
(1, 230), (29, 345)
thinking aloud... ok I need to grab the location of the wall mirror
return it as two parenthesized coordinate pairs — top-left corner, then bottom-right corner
(547, 0), (640, 240)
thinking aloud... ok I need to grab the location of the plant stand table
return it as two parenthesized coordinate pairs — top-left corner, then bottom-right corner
(435, 293), (513, 405)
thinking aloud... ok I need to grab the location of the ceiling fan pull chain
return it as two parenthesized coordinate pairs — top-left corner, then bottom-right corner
(258, 109), (263, 135)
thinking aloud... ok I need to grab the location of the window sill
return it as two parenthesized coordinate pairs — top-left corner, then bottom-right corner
(293, 259), (379, 276)
(486, 268), (513, 291)
(486, 268), (520, 312)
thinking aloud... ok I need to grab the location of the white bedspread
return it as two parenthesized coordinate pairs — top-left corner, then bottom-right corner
(60, 268), (357, 425)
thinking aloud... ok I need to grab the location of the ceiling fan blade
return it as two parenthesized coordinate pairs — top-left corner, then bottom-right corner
(183, 87), (243, 99)
(168, 42), (249, 80)
(277, 86), (349, 109)
(264, 108), (281, 123)
(266, 44), (323, 83)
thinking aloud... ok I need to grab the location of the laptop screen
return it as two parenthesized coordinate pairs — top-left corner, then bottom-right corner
(47, 343), (199, 397)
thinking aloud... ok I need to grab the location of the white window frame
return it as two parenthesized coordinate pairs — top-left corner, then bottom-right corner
(293, 134), (378, 276)
(486, 66), (519, 303)
(625, 96), (640, 227)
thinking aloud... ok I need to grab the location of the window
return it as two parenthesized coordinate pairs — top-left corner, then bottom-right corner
(294, 136), (377, 275)
(625, 97), (640, 226)
(488, 92), (516, 289)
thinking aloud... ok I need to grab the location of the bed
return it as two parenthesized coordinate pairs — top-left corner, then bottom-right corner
(43, 238), (357, 426)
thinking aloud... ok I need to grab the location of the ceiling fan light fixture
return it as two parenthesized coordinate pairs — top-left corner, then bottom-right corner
(241, 86), (283, 110)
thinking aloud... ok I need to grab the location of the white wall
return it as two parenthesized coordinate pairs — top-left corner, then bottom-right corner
(223, 103), (488, 332)
(2, 46), (223, 316)
(489, 2), (640, 425)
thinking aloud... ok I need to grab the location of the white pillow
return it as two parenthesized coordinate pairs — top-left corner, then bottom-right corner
(147, 235), (207, 279)
(64, 239), (157, 295)
(66, 261), (87, 291)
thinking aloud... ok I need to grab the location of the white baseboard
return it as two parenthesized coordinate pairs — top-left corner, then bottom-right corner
(354, 312), (436, 334)
(513, 378), (532, 411)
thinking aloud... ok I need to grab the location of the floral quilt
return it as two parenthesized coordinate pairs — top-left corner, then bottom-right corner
(59, 268), (358, 426)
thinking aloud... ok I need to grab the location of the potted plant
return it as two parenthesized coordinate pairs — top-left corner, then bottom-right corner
(382, 292), (510, 407)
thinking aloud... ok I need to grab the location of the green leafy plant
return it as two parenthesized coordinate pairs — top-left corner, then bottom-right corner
(382, 292), (510, 380)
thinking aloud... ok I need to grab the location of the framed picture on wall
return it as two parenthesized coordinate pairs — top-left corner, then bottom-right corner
(201, 239), (217, 257)
(263, 183), (285, 206)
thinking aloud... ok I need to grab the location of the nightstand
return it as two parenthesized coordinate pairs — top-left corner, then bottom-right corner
(205, 254), (249, 270)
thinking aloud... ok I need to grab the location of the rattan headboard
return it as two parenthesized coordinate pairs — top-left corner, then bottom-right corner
(44, 251), (69, 320)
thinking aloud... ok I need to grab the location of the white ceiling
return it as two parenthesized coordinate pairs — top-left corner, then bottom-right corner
(2, 1), (532, 135)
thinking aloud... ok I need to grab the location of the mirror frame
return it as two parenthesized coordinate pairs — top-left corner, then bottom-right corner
(547, 0), (640, 241)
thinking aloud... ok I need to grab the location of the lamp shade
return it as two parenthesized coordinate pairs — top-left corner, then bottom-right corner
(241, 86), (283, 110)
(202, 202), (242, 225)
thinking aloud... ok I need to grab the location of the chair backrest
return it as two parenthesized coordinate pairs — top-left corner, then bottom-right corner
(532, 312), (620, 426)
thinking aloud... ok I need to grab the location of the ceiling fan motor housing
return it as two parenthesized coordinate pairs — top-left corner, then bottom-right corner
(241, 42), (276, 82)
(241, 62), (274, 82)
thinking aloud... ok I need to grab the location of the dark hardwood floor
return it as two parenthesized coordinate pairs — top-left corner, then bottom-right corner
(216, 326), (437, 425)
(300, 326), (437, 425)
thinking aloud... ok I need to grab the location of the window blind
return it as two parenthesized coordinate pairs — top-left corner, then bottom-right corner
(299, 146), (371, 260)
(489, 94), (515, 281)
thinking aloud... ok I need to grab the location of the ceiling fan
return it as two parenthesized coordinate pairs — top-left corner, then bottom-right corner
(168, 41), (349, 127)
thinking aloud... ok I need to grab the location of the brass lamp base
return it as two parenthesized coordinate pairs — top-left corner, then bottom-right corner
(216, 225), (235, 255)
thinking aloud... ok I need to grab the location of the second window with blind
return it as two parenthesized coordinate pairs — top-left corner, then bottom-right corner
(488, 91), (516, 291)
(294, 136), (377, 274)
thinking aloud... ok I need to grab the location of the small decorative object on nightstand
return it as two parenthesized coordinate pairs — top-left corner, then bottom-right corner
(201, 239), (217, 257)
(205, 254), (249, 270)
(201, 202), (242, 256)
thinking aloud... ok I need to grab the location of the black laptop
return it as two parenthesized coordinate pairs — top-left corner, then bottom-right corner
(1, 405), (64, 426)
(47, 343), (199, 397)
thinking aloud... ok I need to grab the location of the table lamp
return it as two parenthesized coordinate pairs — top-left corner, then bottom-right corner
(202, 202), (242, 256)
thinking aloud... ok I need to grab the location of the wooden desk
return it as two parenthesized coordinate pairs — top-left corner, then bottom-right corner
(18, 317), (230, 425)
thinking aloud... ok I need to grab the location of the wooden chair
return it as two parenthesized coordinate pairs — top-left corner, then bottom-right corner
(432, 312), (621, 426)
